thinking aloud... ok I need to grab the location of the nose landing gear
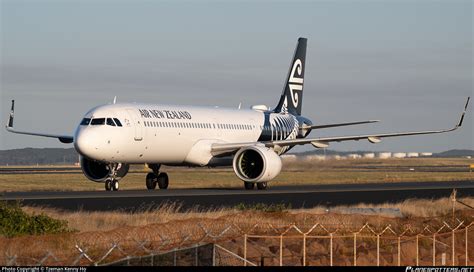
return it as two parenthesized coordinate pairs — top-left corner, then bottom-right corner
(146, 164), (169, 190)
(105, 163), (122, 191)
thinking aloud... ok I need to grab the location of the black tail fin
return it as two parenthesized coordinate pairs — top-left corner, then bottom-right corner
(7, 100), (14, 128)
(274, 37), (307, 116)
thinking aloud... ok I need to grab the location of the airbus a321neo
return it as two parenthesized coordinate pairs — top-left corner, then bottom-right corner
(6, 38), (470, 191)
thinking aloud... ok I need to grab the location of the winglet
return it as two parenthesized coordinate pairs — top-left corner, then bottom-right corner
(7, 100), (14, 128)
(456, 96), (470, 128)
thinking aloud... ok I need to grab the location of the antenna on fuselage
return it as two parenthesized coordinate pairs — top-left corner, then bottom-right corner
(238, 102), (242, 110)
(113, 96), (117, 104)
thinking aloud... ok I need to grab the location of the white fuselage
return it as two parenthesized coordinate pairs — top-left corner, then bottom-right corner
(74, 103), (298, 165)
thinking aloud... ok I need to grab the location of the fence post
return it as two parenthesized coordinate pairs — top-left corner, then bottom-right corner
(452, 230), (455, 266)
(302, 233), (306, 267)
(195, 245), (199, 266)
(377, 235), (380, 266)
(330, 233), (333, 267)
(433, 234), (436, 266)
(466, 226), (469, 266)
(353, 233), (357, 266)
(416, 235), (419, 266)
(174, 249), (177, 266)
(244, 234), (247, 267)
(212, 244), (216, 266)
(279, 235), (283, 267)
(398, 236), (401, 266)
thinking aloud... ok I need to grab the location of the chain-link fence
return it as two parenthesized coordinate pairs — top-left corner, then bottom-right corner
(231, 221), (473, 266)
(1, 219), (472, 266)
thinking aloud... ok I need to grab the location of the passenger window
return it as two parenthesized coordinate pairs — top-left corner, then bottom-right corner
(106, 118), (116, 126)
(113, 118), (122, 127)
(80, 118), (91, 126)
(91, 118), (105, 125)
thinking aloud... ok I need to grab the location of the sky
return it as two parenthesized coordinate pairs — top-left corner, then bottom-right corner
(0, 0), (472, 152)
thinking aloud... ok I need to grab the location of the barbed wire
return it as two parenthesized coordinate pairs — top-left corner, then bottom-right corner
(1, 219), (472, 266)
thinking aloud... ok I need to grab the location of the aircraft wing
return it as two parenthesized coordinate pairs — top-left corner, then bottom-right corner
(5, 100), (74, 144)
(301, 120), (380, 130)
(212, 97), (470, 154)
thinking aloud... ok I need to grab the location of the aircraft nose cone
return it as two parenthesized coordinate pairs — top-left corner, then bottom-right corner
(74, 129), (99, 159)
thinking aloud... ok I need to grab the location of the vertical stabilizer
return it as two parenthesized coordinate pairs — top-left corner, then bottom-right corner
(7, 100), (14, 128)
(274, 37), (307, 116)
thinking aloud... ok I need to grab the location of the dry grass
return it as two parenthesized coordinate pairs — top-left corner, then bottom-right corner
(3, 197), (474, 266)
(304, 197), (474, 218)
(20, 197), (474, 233)
(284, 157), (474, 169)
(22, 202), (234, 232)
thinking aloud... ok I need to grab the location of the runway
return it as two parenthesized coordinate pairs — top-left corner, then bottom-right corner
(1, 180), (473, 211)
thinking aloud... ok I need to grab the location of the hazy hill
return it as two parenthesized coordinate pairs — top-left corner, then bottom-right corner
(0, 148), (472, 165)
(432, 149), (474, 158)
(0, 148), (79, 165)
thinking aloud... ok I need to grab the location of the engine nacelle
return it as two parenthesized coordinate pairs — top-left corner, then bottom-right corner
(232, 146), (282, 183)
(80, 157), (129, 182)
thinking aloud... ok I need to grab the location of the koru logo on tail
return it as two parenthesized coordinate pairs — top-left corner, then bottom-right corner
(288, 59), (303, 107)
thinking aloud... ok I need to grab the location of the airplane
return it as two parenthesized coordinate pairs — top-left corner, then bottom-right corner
(5, 37), (470, 191)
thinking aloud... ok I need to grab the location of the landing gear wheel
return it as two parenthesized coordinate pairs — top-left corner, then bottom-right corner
(244, 182), (255, 190)
(105, 179), (112, 191)
(157, 172), (169, 189)
(257, 182), (268, 190)
(146, 172), (157, 190)
(112, 180), (119, 191)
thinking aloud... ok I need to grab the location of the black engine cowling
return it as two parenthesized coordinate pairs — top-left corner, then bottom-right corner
(80, 157), (129, 182)
(232, 146), (282, 183)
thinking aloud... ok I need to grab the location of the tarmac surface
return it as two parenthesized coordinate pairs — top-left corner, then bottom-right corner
(1, 180), (473, 211)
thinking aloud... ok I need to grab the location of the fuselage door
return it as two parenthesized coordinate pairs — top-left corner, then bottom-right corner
(126, 109), (143, 141)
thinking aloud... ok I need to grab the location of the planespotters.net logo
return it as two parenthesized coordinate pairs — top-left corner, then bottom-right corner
(406, 267), (474, 272)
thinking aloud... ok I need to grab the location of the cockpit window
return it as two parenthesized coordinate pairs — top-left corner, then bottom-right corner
(90, 118), (106, 125)
(106, 118), (116, 126)
(80, 118), (91, 126)
(113, 118), (123, 127)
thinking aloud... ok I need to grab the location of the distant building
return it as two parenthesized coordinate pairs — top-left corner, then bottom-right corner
(363, 153), (375, 158)
(281, 154), (297, 161)
(420, 152), (433, 157)
(378, 152), (392, 159)
(347, 154), (362, 159)
(393, 152), (407, 158)
(303, 155), (326, 161)
(407, 152), (419, 158)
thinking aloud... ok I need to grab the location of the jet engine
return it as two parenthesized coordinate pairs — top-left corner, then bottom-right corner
(80, 157), (129, 182)
(232, 146), (282, 183)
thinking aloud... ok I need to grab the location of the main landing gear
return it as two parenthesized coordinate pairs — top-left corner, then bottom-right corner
(244, 182), (268, 190)
(105, 179), (119, 191)
(105, 163), (122, 191)
(146, 164), (169, 190)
